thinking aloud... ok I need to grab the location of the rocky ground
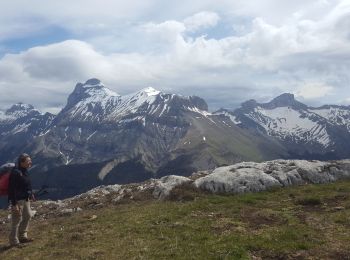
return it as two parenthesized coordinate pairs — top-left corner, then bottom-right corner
(1, 159), (349, 224)
(1, 159), (350, 259)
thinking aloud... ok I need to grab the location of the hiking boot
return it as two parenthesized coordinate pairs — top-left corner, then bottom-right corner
(19, 238), (34, 243)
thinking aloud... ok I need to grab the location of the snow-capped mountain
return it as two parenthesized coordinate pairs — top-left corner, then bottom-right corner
(60, 78), (121, 122)
(0, 79), (284, 198)
(0, 103), (54, 162)
(5, 79), (350, 197)
(28, 78), (282, 170)
(5, 80), (350, 199)
(308, 105), (350, 131)
(215, 93), (350, 159)
(54, 78), (208, 125)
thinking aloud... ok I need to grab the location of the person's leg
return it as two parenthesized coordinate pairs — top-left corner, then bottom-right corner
(8, 201), (23, 245)
(18, 201), (32, 240)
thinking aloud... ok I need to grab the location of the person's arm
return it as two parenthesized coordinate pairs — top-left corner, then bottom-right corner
(26, 172), (34, 201)
(8, 170), (18, 206)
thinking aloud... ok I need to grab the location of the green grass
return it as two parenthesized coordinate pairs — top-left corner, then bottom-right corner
(1, 181), (350, 259)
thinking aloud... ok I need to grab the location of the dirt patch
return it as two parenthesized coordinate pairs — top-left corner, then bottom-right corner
(253, 249), (350, 260)
(295, 197), (322, 206)
(293, 200), (325, 214)
(327, 250), (350, 260)
(298, 247), (350, 260)
(240, 208), (287, 229)
(323, 194), (349, 208)
(252, 249), (307, 260)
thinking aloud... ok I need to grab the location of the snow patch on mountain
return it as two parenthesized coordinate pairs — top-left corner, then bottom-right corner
(141, 87), (161, 96)
(86, 131), (97, 141)
(310, 107), (350, 130)
(187, 107), (211, 117)
(214, 110), (241, 124)
(38, 129), (51, 137)
(110, 87), (161, 117)
(11, 122), (31, 134)
(0, 110), (15, 122)
(243, 106), (331, 147)
(68, 83), (120, 121)
(215, 101), (337, 148)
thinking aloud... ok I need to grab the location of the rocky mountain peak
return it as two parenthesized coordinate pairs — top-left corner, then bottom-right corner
(188, 96), (208, 111)
(273, 93), (295, 102)
(5, 103), (38, 118)
(6, 102), (34, 113)
(65, 78), (119, 111)
(73, 78), (104, 93)
(138, 87), (161, 97)
(239, 93), (307, 111)
(122, 87), (161, 104)
(241, 99), (258, 110)
(264, 93), (307, 110)
(84, 78), (102, 86)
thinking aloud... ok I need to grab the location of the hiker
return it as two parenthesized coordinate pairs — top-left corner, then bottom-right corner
(8, 153), (35, 247)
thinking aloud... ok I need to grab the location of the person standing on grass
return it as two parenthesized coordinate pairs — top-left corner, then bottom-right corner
(8, 153), (35, 247)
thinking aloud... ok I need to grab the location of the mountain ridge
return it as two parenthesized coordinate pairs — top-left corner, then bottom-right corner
(0, 78), (288, 199)
(215, 92), (350, 159)
(1, 81), (349, 199)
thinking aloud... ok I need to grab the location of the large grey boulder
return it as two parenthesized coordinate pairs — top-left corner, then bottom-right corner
(194, 159), (350, 194)
(152, 175), (192, 199)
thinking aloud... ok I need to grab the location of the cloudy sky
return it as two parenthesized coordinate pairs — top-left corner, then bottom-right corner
(0, 0), (349, 113)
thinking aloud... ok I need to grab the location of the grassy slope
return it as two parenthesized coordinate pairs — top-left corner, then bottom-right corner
(174, 114), (289, 170)
(1, 181), (350, 259)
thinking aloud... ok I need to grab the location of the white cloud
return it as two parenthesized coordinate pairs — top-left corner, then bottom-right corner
(294, 82), (334, 99)
(0, 0), (157, 39)
(21, 41), (105, 80)
(142, 20), (186, 44)
(0, 0), (350, 111)
(183, 11), (220, 32)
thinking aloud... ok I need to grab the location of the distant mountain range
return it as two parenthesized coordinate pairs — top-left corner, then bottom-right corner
(215, 93), (350, 159)
(1, 79), (349, 199)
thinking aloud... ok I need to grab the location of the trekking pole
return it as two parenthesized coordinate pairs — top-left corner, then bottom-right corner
(33, 185), (49, 199)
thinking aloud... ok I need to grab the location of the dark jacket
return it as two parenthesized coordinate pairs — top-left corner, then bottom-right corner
(8, 166), (32, 206)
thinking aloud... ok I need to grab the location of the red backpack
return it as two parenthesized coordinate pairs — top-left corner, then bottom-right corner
(0, 163), (15, 196)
